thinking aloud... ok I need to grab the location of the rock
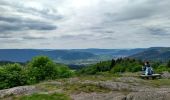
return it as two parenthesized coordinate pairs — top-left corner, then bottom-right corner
(71, 92), (126, 100)
(161, 71), (170, 79)
(116, 77), (144, 83)
(126, 92), (170, 100)
(98, 81), (132, 91)
(80, 80), (98, 85)
(0, 86), (38, 98)
(68, 78), (80, 84)
(44, 81), (62, 86)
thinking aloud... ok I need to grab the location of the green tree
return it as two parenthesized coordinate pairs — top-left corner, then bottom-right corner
(0, 64), (27, 89)
(27, 56), (58, 83)
(110, 59), (116, 69)
(167, 60), (170, 68)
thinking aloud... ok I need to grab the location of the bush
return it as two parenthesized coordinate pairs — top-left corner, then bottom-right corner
(78, 61), (112, 75)
(155, 65), (170, 73)
(79, 58), (142, 75)
(111, 58), (141, 73)
(0, 64), (28, 89)
(167, 60), (170, 68)
(57, 66), (74, 78)
(27, 56), (58, 83)
(27, 56), (73, 83)
(0, 56), (74, 89)
(111, 64), (126, 73)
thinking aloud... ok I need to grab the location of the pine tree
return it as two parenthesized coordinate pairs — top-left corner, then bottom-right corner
(167, 60), (170, 68)
(110, 59), (116, 69)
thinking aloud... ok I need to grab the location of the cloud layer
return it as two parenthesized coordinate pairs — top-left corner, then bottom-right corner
(0, 0), (170, 49)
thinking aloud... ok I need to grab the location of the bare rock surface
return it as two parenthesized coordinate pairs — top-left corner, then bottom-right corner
(1, 77), (170, 100)
(81, 80), (150, 92)
(126, 92), (170, 100)
(162, 71), (170, 79)
(0, 86), (38, 98)
(72, 78), (170, 100)
(71, 92), (126, 100)
(116, 77), (144, 83)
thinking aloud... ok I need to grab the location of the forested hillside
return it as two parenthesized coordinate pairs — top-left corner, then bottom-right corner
(130, 47), (170, 62)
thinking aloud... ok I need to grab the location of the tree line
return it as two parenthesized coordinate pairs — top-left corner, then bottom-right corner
(78, 58), (170, 75)
(0, 56), (74, 89)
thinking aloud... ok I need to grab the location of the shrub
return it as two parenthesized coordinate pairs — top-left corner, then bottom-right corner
(167, 60), (170, 68)
(155, 65), (170, 73)
(57, 66), (74, 78)
(27, 56), (58, 83)
(27, 56), (74, 84)
(0, 56), (74, 90)
(111, 64), (126, 73)
(0, 64), (27, 89)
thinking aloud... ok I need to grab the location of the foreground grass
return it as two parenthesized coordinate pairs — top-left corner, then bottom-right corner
(145, 79), (170, 87)
(77, 72), (121, 81)
(63, 83), (111, 94)
(13, 93), (71, 100)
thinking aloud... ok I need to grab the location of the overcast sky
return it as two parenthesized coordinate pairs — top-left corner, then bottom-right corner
(0, 0), (170, 49)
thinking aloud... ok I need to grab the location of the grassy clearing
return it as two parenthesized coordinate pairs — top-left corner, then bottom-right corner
(63, 83), (111, 94)
(13, 93), (71, 100)
(36, 83), (60, 92)
(145, 79), (170, 87)
(78, 72), (121, 81)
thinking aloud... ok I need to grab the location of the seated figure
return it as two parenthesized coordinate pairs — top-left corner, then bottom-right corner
(142, 61), (153, 75)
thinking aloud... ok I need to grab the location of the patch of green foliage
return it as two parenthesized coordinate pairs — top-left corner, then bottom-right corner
(79, 58), (142, 74)
(78, 60), (114, 75)
(14, 93), (71, 100)
(111, 58), (142, 73)
(78, 58), (170, 75)
(0, 64), (28, 89)
(0, 56), (74, 90)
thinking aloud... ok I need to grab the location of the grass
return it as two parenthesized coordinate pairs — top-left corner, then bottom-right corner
(13, 93), (71, 100)
(77, 72), (121, 81)
(145, 79), (170, 87)
(36, 83), (60, 92)
(63, 83), (111, 94)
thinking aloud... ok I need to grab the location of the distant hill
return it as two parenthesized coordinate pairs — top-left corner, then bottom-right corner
(71, 48), (146, 57)
(0, 48), (146, 64)
(0, 49), (96, 62)
(129, 47), (170, 62)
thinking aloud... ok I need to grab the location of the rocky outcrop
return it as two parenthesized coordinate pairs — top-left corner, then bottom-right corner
(126, 92), (170, 100)
(73, 78), (170, 100)
(1, 77), (170, 100)
(0, 86), (38, 98)
(71, 88), (170, 100)
(116, 77), (144, 83)
(71, 92), (126, 100)
(161, 71), (170, 79)
(82, 80), (150, 92)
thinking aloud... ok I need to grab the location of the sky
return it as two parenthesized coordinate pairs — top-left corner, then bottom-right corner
(0, 0), (170, 49)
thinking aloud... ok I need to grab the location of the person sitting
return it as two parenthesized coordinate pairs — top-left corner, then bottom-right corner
(142, 62), (147, 74)
(144, 61), (153, 75)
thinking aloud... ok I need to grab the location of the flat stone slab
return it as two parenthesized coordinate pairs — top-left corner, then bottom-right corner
(140, 74), (161, 79)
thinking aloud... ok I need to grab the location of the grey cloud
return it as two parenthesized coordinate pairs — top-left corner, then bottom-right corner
(0, 35), (12, 38)
(146, 27), (170, 36)
(59, 34), (95, 40)
(0, 0), (63, 20)
(104, 0), (170, 22)
(0, 0), (170, 48)
(22, 36), (46, 40)
(0, 16), (57, 32)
